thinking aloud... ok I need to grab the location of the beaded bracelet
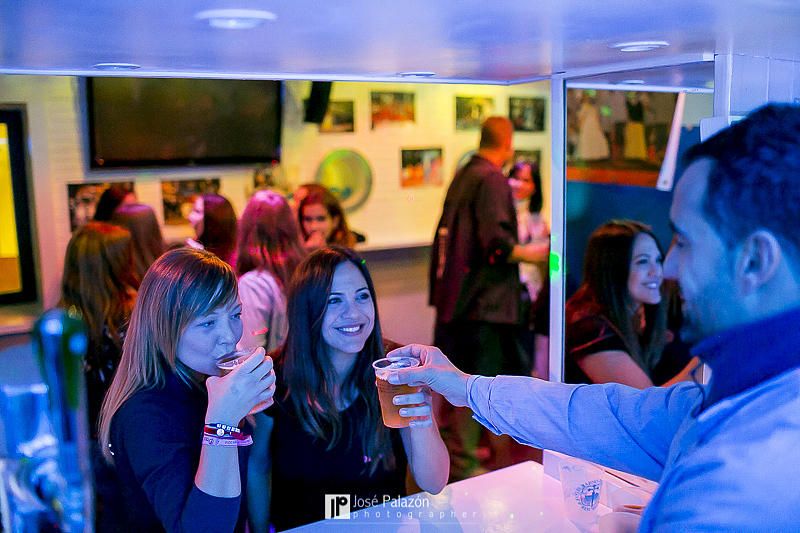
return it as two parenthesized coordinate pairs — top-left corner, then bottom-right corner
(204, 423), (242, 437)
(202, 423), (253, 447)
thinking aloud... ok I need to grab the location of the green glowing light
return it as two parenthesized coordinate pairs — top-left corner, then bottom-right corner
(549, 252), (561, 275)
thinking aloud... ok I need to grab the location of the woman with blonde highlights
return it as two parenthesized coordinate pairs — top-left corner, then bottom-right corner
(98, 248), (276, 532)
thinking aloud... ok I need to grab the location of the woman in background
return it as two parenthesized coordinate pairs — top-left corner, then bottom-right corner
(59, 221), (138, 532)
(111, 203), (166, 282)
(186, 193), (238, 266)
(98, 248), (275, 532)
(248, 247), (448, 532)
(508, 160), (550, 379)
(297, 185), (358, 250)
(565, 220), (694, 388)
(93, 184), (136, 222)
(236, 190), (305, 353)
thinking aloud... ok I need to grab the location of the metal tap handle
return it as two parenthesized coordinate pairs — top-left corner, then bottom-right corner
(31, 308), (94, 533)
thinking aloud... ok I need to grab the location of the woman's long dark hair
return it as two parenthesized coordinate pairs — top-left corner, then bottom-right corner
(566, 220), (668, 373)
(59, 221), (138, 349)
(236, 190), (306, 288)
(111, 203), (166, 283)
(276, 246), (392, 474)
(197, 193), (237, 265)
(509, 160), (544, 214)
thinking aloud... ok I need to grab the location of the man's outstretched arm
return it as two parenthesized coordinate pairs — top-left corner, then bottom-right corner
(388, 344), (701, 481)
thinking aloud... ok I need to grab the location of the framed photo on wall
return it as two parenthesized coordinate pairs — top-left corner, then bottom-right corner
(512, 149), (542, 168)
(161, 177), (220, 225)
(400, 148), (443, 188)
(371, 91), (415, 129)
(67, 181), (135, 231)
(317, 100), (355, 133)
(509, 96), (546, 132)
(455, 96), (494, 130)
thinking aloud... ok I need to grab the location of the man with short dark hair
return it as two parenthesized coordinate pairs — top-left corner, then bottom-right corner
(398, 104), (800, 529)
(430, 116), (547, 479)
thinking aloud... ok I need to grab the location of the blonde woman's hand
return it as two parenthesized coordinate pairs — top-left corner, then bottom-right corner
(205, 347), (276, 426)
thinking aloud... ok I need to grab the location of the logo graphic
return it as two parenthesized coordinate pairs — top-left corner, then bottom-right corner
(573, 479), (602, 511)
(324, 494), (351, 520)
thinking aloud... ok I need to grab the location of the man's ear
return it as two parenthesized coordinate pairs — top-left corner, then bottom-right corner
(737, 230), (782, 292)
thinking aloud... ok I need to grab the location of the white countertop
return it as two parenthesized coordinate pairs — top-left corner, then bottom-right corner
(288, 460), (611, 532)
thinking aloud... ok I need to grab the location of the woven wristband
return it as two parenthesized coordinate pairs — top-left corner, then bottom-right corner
(202, 434), (253, 447)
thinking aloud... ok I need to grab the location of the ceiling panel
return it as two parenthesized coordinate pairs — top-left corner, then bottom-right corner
(0, 0), (798, 83)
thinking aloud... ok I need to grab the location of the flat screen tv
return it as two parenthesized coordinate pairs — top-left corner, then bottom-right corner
(87, 77), (282, 169)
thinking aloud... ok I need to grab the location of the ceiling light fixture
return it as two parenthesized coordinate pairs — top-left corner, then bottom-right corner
(92, 62), (141, 71)
(195, 9), (277, 29)
(397, 71), (436, 78)
(610, 40), (670, 52)
(618, 79), (645, 85)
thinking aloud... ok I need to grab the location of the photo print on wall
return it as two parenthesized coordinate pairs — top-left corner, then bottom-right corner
(455, 96), (495, 130)
(67, 181), (135, 231)
(401, 148), (443, 188)
(161, 177), (221, 225)
(509, 96), (546, 132)
(319, 100), (355, 133)
(371, 91), (415, 129)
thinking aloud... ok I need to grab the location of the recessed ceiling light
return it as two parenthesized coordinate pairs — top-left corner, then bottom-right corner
(92, 62), (141, 71)
(195, 9), (277, 29)
(397, 71), (436, 78)
(610, 40), (670, 52)
(618, 79), (646, 85)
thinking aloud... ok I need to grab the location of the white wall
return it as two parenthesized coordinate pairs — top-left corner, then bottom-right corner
(0, 75), (551, 345)
(282, 81), (552, 248)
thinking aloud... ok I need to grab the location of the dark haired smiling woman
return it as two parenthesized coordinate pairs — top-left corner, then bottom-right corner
(249, 247), (448, 532)
(98, 248), (276, 532)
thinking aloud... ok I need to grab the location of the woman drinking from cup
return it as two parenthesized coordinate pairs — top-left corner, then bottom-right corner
(97, 248), (276, 532)
(249, 246), (448, 532)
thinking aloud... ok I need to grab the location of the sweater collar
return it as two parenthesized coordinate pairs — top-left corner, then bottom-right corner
(691, 306), (800, 409)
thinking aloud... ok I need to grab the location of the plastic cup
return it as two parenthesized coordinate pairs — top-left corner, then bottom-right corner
(216, 347), (270, 414)
(598, 511), (641, 533)
(560, 462), (604, 530)
(372, 357), (421, 428)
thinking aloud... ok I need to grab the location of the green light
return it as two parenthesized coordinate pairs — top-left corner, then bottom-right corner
(549, 252), (561, 275)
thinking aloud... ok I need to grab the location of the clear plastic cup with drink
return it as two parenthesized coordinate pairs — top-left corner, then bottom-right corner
(216, 346), (270, 414)
(372, 356), (423, 428)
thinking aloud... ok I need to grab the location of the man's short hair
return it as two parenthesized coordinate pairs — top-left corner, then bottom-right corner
(479, 116), (513, 150)
(684, 104), (800, 268)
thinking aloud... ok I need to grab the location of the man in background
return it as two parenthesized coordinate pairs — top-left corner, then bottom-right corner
(429, 116), (547, 480)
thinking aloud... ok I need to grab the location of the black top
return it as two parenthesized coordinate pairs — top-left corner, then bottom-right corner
(110, 371), (249, 533)
(85, 327), (123, 439)
(429, 155), (521, 325)
(566, 314), (692, 386)
(565, 315), (628, 384)
(268, 394), (408, 531)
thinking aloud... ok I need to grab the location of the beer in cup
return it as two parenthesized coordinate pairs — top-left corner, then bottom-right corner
(372, 356), (422, 428)
(216, 347), (270, 414)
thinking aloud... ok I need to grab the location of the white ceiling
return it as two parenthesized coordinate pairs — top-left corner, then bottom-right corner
(0, 0), (798, 87)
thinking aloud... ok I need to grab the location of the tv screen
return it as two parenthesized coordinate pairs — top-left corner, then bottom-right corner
(87, 78), (282, 169)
